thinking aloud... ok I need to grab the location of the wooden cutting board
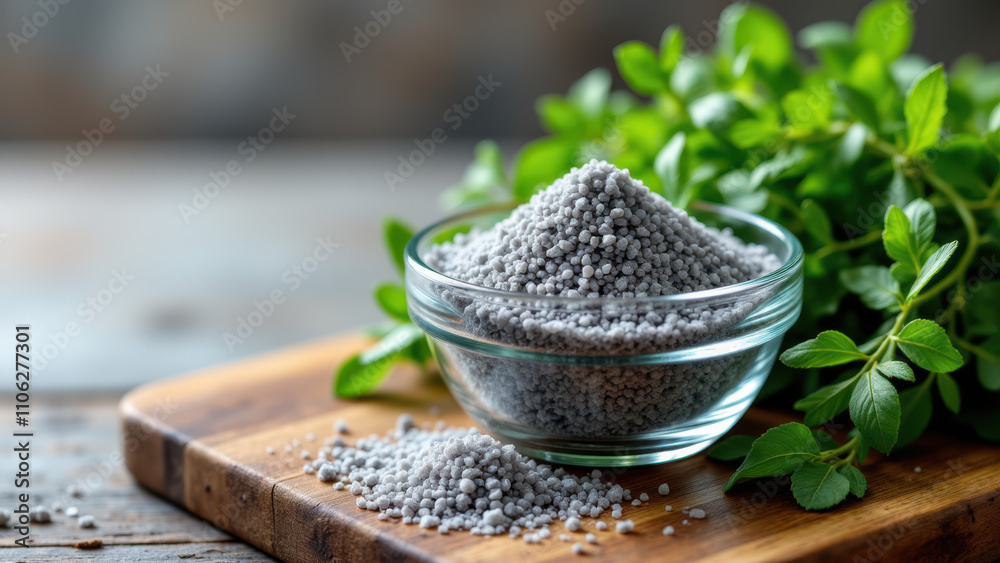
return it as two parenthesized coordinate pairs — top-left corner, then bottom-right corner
(120, 333), (1000, 563)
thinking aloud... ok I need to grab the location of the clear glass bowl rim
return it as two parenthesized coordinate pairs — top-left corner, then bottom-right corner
(405, 200), (804, 306)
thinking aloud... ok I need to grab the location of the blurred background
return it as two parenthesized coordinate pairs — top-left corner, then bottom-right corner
(4, 0), (1000, 391)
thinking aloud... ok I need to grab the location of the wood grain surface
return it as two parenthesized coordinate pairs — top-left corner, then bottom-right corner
(0, 393), (276, 561)
(120, 333), (1000, 563)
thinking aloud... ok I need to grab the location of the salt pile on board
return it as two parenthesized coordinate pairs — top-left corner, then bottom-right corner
(423, 161), (782, 437)
(311, 415), (634, 539)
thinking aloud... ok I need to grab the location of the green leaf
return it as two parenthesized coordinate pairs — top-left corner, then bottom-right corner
(799, 21), (853, 50)
(512, 138), (576, 202)
(875, 360), (915, 382)
(730, 118), (780, 149)
(902, 199), (936, 251)
(834, 82), (881, 131)
(839, 266), (901, 310)
(719, 3), (794, 72)
(567, 68), (611, 118)
(838, 464), (868, 499)
(384, 218), (414, 277)
(896, 319), (964, 372)
(432, 223), (472, 245)
(723, 423), (820, 492)
(374, 283), (409, 322)
(707, 434), (756, 461)
(976, 335), (1000, 391)
(334, 324), (425, 398)
(781, 331), (867, 368)
(906, 241), (958, 301)
(904, 64), (948, 154)
(791, 461), (851, 510)
(654, 132), (688, 205)
(537, 96), (585, 135)
(936, 371), (961, 414)
(689, 92), (746, 132)
(794, 376), (859, 426)
(855, 0), (913, 62)
(849, 369), (901, 454)
(896, 383), (933, 448)
(614, 41), (667, 95)
(659, 25), (685, 75)
(883, 206), (920, 269)
(783, 88), (833, 129)
(801, 199), (834, 244)
(670, 56), (714, 100)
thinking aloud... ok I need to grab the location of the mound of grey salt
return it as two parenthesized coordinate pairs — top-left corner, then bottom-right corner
(424, 160), (781, 437)
(311, 416), (629, 538)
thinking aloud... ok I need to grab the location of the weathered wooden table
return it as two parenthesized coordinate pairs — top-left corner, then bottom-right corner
(0, 393), (275, 561)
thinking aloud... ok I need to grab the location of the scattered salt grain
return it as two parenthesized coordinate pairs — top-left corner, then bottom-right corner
(65, 507), (79, 517)
(914, 466), (922, 473)
(560, 533), (572, 542)
(266, 447), (276, 455)
(300, 450), (311, 459)
(639, 492), (649, 502)
(291, 439), (301, 448)
(284, 444), (293, 453)
(335, 419), (350, 434)
(658, 483), (670, 496)
(306, 433), (316, 442)
(572, 542), (585, 555)
(689, 508), (706, 519)
(585, 532), (597, 544)
(77, 515), (96, 528)
(615, 520), (634, 534)
(664, 505), (672, 512)
(303, 464), (315, 475)
(595, 521), (608, 531)
(333, 482), (346, 491)
(565, 516), (582, 532)
(630, 499), (641, 507)
(30, 506), (51, 523)
(663, 525), (675, 536)
(682, 519), (690, 525)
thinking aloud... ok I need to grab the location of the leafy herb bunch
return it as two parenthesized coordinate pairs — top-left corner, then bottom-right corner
(336, 0), (1000, 510)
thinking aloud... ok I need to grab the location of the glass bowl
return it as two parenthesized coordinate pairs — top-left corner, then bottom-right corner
(404, 201), (803, 466)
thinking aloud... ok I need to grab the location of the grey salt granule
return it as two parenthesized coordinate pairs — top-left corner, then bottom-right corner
(424, 161), (781, 437)
(311, 415), (632, 539)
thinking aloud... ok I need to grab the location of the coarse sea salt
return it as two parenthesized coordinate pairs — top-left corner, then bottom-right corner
(425, 160), (780, 437)
(310, 414), (634, 540)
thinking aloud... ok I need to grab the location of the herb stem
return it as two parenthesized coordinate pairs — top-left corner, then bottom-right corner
(812, 230), (883, 261)
(912, 171), (980, 306)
